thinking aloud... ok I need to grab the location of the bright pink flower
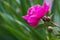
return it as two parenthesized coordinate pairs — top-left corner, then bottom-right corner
(22, 2), (49, 26)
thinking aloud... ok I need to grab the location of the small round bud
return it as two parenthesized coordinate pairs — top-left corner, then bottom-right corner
(48, 26), (53, 32)
(42, 16), (51, 22)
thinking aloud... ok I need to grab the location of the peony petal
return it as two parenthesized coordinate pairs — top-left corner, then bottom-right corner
(29, 22), (38, 26)
(27, 4), (41, 15)
(27, 15), (39, 26)
(22, 15), (29, 20)
(43, 2), (49, 12)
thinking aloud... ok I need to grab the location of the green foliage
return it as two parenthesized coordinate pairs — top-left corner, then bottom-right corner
(0, 0), (60, 40)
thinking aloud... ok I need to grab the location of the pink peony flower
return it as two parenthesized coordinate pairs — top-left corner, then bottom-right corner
(22, 2), (49, 26)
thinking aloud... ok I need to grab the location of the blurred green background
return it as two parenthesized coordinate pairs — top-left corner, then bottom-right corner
(0, 0), (60, 40)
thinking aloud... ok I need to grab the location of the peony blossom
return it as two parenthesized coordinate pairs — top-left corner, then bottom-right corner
(22, 2), (49, 26)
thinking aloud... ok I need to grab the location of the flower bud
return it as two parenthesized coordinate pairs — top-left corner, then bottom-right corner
(48, 26), (53, 32)
(43, 16), (51, 22)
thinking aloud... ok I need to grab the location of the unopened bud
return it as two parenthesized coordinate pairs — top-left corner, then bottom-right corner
(43, 16), (51, 22)
(48, 26), (53, 32)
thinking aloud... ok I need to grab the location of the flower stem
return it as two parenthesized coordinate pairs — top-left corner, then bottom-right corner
(50, 21), (60, 28)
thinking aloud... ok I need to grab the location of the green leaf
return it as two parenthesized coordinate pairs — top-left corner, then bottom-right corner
(51, 0), (60, 26)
